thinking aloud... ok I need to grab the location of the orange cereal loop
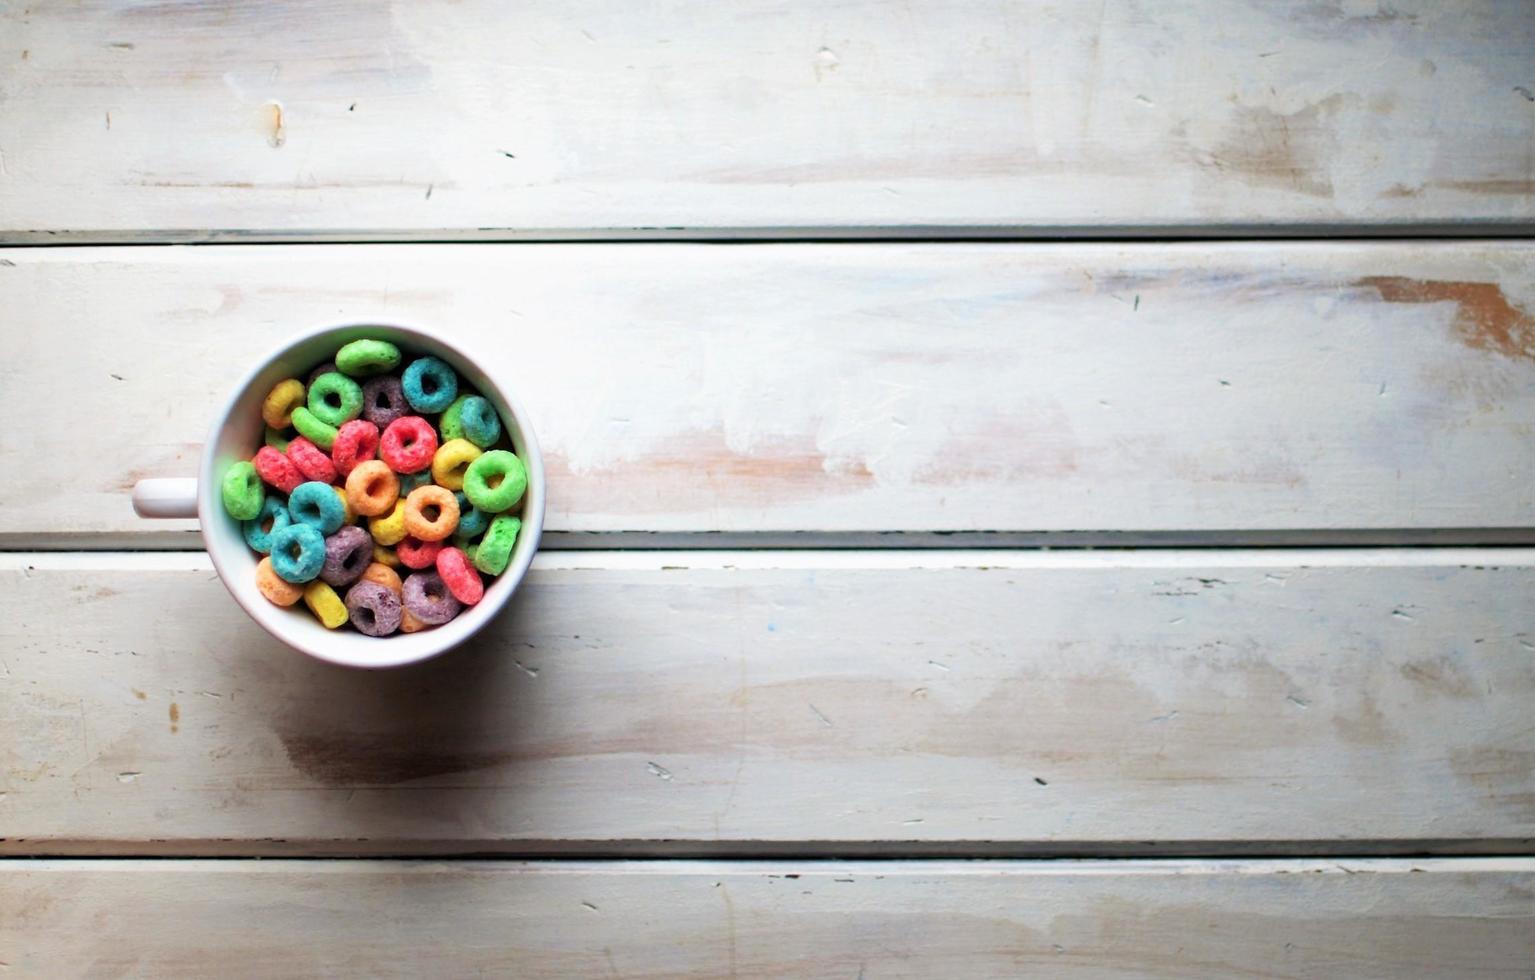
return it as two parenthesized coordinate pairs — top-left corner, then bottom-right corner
(402, 484), (460, 542)
(400, 607), (430, 633)
(430, 438), (482, 492)
(345, 459), (399, 517)
(360, 562), (402, 594)
(255, 556), (304, 607)
(262, 378), (306, 429)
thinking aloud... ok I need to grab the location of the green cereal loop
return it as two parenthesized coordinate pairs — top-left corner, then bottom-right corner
(473, 515), (521, 576)
(221, 460), (265, 521)
(438, 394), (472, 442)
(462, 450), (528, 513)
(307, 372), (364, 427)
(291, 406), (339, 451)
(264, 427), (292, 452)
(335, 339), (402, 377)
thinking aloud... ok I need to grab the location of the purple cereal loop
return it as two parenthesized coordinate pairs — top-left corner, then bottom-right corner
(321, 525), (373, 587)
(402, 570), (463, 625)
(307, 362), (338, 386)
(344, 580), (402, 637)
(361, 375), (408, 428)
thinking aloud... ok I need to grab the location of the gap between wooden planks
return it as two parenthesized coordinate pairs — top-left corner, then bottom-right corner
(3, 859), (1532, 978)
(2, 241), (1533, 541)
(2, 1), (1532, 238)
(3, 550), (1531, 856)
(9, 226), (1535, 243)
(11, 528), (1535, 552)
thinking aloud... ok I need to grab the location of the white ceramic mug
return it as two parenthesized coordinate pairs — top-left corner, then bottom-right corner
(132, 322), (545, 669)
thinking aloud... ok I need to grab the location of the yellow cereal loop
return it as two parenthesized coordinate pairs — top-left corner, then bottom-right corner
(302, 580), (348, 629)
(372, 543), (400, 567)
(369, 498), (409, 545)
(333, 485), (357, 525)
(261, 378), (306, 429)
(431, 438), (482, 491)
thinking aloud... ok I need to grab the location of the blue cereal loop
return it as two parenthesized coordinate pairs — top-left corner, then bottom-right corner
(288, 480), (346, 535)
(242, 496), (292, 554)
(268, 523), (326, 584)
(398, 469), (434, 495)
(458, 396), (502, 449)
(401, 356), (458, 413)
(453, 491), (490, 541)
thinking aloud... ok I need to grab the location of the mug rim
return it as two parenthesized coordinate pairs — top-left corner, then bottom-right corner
(196, 320), (545, 669)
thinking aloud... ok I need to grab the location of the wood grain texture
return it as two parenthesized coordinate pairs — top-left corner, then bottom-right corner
(3, 241), (1534, 542)
(1, 1), (1531, 239)
(3, 859), (1533, 978)
(3, 550), (1532, 854)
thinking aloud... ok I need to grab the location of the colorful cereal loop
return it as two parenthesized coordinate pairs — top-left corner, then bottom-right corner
(261, 378), (305, 429)
(303, 580), (349, 629)
(221, 460), (265, 521)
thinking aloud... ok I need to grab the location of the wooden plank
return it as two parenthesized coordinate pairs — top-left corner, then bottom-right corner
(2, 241), (1534, 542)
(3, 550), (1532, 854)
(1, 1), (1531, 240)
(3, 859), (1532, 978)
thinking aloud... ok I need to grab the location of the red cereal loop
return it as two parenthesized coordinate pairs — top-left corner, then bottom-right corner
(379, 416), (438, 474)
(253, 446), (304, 494)
(396, 536), (443, 570)
(331, 419), (380, 477)
(286, 436), (338, 484)
(435, 546), (484, 605)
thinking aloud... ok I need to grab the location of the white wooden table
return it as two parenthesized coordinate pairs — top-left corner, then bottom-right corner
(3, 2), (1534, 976)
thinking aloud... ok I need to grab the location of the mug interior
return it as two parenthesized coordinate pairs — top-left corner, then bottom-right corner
(198, 323), (544, 669)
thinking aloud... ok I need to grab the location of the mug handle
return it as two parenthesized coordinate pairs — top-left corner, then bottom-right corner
(133, 478), (199, 519)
